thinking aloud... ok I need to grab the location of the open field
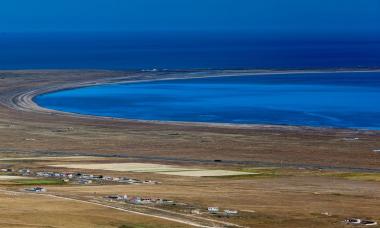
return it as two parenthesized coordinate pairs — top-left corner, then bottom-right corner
(0, 156), (102, 161)
(0, 176), (31, 180)
(1, 155), (380, 227)
(0, 70), (380, 227)
(50, 162), (254, 177)
(0, 191), (189, 228)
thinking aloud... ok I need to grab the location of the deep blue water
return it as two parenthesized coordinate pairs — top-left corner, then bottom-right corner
(36, 72), (380, 130)
(1, 32), (380, 69)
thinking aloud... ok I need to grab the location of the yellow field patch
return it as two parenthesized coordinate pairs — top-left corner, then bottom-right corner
(50, 163), (254, 177)
(0, 175), (32, 180)
(0, 156), (99, 161)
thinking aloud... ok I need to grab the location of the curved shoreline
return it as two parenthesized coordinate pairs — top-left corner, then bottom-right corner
(9, 68), (380, 132)
(2, 69), (380, 171)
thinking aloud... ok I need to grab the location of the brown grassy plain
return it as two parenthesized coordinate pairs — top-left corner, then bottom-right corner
(0, 70), (380, 227)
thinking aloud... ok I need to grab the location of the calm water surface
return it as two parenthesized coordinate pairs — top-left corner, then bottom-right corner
(1, 32), (380, 69)
(35, 72), (380, 130)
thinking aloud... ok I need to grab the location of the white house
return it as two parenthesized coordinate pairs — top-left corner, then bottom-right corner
(224, 210), (238, 215)
(191, 209), (201, 215)
(78, 179), (92, 184)
(208, 207), (219, 213)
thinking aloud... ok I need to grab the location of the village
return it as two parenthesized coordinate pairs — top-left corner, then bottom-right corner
(21, 184), (240, 218)
(1, 167), (160, 185)
(103, 193), (239, 217)
(1, 165), (243, 225)
(22, 184), (378, 226)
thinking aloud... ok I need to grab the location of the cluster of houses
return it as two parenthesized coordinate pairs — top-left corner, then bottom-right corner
(345, 218), (378, 226)
(207, 207), (239, 216)
(104, 194), (238, 216)
(105, 194), (175, 205)
(191, 207), (238, 216)
(35, 171), (159, 185)
(1, 168), (159, 185)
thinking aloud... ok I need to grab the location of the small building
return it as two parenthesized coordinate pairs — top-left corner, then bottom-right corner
(345, 218), (361, 225)
(345, 219), (378, 226)
(130, 197), (141, 204)
(36, 172), (47, 177)
(65, 173), (74, 179)
(140, 198), (153, 204)
(143, 180), (159, 184)
(25, 187), (46, 193)
(155, 198), (175, 205)
(81, 174), (93, 179)
(119, 178), (141, 184)
(18, 169), (31, 175)
(361, 220), (378, 226)
(106, 195), (128, 201)
(208, 207), (219, 213)
(0, 168), (13, 172)
(107, 195), (123, 200)
(191, 209), (201, 215)
(92, 175), (103, 179)
(103, 176), (113, 181)
(224, 210), (238, 216)
(78, 179), (92, 184)
(130, 179), (142, 184)
(162, 199), (175, 205)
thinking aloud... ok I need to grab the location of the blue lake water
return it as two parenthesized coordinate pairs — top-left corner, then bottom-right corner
(1, 32), (380, 69)
(35, 72), (380, 130)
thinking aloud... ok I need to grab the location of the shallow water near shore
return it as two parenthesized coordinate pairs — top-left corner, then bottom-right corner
(35, 72), (380, 130)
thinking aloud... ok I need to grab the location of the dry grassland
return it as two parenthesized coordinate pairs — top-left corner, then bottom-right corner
(0, 191), (188, 228)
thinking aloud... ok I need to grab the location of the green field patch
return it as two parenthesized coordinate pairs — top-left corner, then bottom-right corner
(322, 172), (380, 181)
(211, 168), (278, 179)
(13, 179), (66, 185)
